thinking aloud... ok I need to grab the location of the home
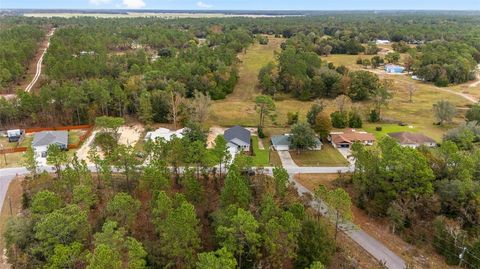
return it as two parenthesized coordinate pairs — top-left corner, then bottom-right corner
(32, 131), (68, 159)
(375, 39), (390, 45)
(144, 127), (186, 142)
(7, 129), (23, 142)
(224, 126), (251, 154)
(385, 64), (405, 74)
(388, 132), (437, 148)
(271, 134), (322, 151)
(329, 129), (375, 148)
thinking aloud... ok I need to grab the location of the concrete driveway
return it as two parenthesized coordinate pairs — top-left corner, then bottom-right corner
(277, 150), (298, 167)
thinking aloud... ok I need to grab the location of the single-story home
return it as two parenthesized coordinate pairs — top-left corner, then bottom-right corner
(32, 131), (68, 158)
(224, 126), (251, 154)
(329, 129), (375, 148)
(7, 129), (23, 142)
(271, 134), (322, 151)
(388, 132), (437, 148)
(144, 127), (186, 142)
(385, 64), (405, 74)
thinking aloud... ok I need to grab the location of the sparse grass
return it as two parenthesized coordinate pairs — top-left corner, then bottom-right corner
(0, 152), (24, 168)
(294, 173), (341, 192)
(68, 130), (84, 145)
(290, 144), (348, 167)
(18, 136), (33, 148)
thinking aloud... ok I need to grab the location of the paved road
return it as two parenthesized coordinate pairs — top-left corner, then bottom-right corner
(282, 171), (406, 269)
(25, 28), (55, 93)
(0, 175), (15, 216)
(0, 164), (404, 269)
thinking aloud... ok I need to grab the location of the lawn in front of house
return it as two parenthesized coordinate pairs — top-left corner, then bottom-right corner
(250, 136), (282, 167)
(289, 144), (349, 167)
(363, 123), (419, 141)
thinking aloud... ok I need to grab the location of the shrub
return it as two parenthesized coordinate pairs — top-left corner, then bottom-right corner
(257, 126), (265, 139)
(369, 110), (380, 123)
(348, 111), (363, 128)
(287, 112), (299, 125)
(330, 111), (348, 128)
(94, 132), (117, 155)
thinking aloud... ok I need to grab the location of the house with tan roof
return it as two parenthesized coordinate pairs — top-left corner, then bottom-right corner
(388, 132), (437, 148)
(329, 129), (375, 148)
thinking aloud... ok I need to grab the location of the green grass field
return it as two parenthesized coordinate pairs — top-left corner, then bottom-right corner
(290, 144), (348, 167)
(363, 124), (419, 140)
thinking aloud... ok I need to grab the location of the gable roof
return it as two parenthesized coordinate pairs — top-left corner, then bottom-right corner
(331, 130), (375, 145)
(388, 132), (436, 145)
(271, 135), (291, 147)
(224, 126), (251, 146)
(32, 131), (68, 147)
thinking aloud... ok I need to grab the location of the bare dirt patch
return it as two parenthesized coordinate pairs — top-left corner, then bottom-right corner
(118, 124), (145, 147)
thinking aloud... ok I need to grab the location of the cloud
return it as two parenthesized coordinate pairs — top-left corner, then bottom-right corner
(197, 1), (213, 8)
(122, 0), (146, 8)
(89, 0), (112, 5)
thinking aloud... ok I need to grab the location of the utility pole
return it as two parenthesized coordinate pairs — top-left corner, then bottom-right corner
(0, 144), (7, 165)
(458, 247), (467, 267)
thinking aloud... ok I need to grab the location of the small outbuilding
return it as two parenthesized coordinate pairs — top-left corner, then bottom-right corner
(32, 131), (68, 158)
(271, 134), (322, 151)
(7, 129), (23, 142)
(388, 132), (437, 148)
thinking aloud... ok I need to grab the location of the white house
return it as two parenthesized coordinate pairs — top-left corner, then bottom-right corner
(388, 132), (437, 148)
(32, 131), (68, 163)
(144, 127), (186, 142)
(224, 126), (251, 156)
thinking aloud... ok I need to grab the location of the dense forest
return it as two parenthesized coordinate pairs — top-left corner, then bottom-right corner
(1, 13), (480, 126)
(0, 25), (44, 87)
(351, 117), (480, 267)
(4, 125), (342, 269)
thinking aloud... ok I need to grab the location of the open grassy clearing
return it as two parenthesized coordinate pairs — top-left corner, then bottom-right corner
(210, 40), (468, 143)
(289, 144), (349, 167)
(363, 123), (419, 140)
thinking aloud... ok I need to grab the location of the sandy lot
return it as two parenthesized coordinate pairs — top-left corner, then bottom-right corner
(206, 126), (258, 149)
(118, 124), (144, 146)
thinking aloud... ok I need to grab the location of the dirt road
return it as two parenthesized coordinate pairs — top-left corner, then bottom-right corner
(25, 28), (55, 93)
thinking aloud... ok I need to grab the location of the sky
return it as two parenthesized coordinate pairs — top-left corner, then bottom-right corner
(1, 0), (479, 10)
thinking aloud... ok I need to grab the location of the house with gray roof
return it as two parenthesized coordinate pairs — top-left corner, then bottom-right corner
(388, 132), (437, 148)
(224, 126), (251, 153)
(32, 131), (68, 159)
(271, 134), (322, 151)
